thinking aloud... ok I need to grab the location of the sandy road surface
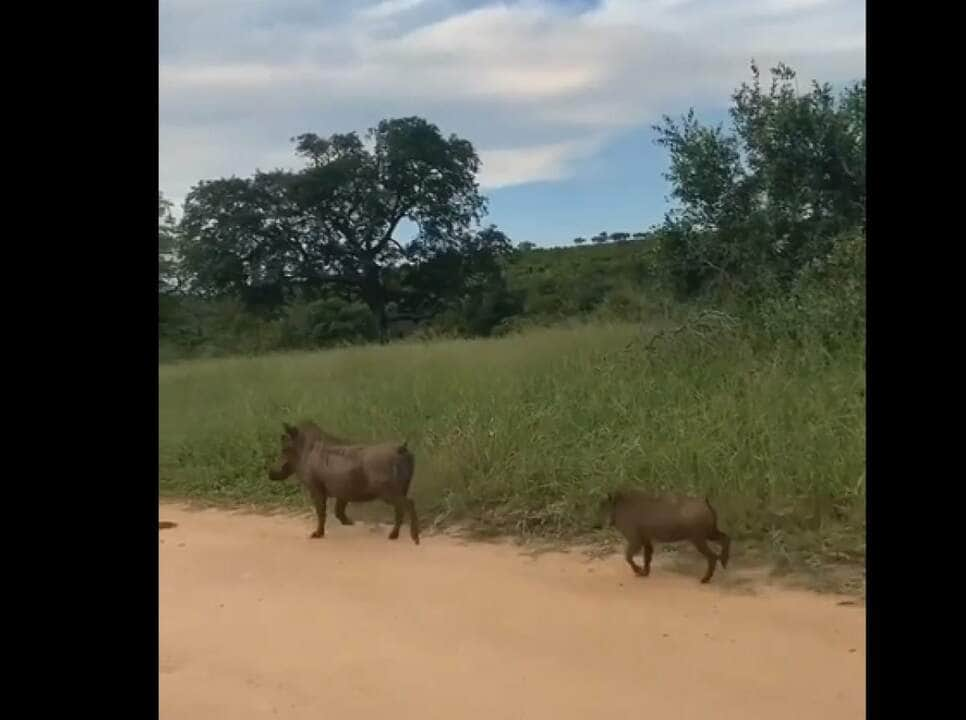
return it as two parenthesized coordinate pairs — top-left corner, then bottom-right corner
(159, 504), (865, 720)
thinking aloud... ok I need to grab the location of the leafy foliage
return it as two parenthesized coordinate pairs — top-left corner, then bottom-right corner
(654, 62), (865, 298)
(179, 117), (487, 337)
(158, 192), (179, 294)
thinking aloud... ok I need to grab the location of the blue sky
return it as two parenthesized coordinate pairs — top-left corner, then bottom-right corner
(159, 0), (865, 247)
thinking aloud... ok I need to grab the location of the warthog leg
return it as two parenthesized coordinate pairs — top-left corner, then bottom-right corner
(625, 537), (645, 576)
(642, 539), (654, 576)
(709, 528), (730, 568)
(387, 497), (405, 540)
(407, 498), (420, 545)
(384, 496), (420, 544)
(335, 498), (354, 526)
(692, 538), (718, 583)
(309, 486), (327, 539)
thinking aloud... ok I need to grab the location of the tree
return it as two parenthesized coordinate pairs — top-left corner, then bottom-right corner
(159, 192), (180, 294)
(591, 232), (609, 244)
(178, 173), (298, 312)
(572, 236), (587, 245)
(399, 224), (518, 334)
(289, 117), (485, 339)
(179, 116), (487, 340)
(654, 61), (865, 298)
(610, 232), (631, 243)
(517, 241), (536, 251)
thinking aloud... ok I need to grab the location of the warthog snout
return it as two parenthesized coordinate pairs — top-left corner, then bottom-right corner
(591, 492), (616, 530)
(268, 424), (300, 481)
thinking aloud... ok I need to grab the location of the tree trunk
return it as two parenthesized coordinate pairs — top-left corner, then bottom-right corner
(375, 297), (389, 344)
(362, 263), (389, 344)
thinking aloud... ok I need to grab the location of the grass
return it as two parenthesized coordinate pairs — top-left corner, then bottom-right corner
(159, 318), (865, 571)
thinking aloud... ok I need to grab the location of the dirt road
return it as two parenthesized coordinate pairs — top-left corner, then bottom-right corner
(159, 504), (865, 719)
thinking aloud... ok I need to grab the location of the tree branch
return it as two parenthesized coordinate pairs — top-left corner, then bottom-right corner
(373, 195), (412, 254)
(331, 216), (359, 249)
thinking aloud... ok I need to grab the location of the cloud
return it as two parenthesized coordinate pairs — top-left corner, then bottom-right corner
(159, 0), (865, 205)
(358, 0), (434, 20)
(478, 135), (608, 189)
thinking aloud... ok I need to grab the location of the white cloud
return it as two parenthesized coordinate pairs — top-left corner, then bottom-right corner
(358, 0), (433, 20)
(159, 0), (865, 203)
(478, 135), (608, 189)
(160, 63), (282, 91)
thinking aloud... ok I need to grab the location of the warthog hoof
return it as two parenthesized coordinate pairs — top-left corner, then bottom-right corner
(388, 529), (400, 540)
(338, 518), (355, 526)
(310, 530), (324, 539)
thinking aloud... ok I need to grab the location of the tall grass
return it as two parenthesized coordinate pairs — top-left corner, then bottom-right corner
(159, 318), (865, 559)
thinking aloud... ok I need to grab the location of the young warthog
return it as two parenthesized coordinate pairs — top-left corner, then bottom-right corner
(602, 489), (731, 583)
(269, 421), (420, 544)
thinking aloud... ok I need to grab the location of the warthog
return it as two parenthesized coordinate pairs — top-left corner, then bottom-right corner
(269, 421), (420, 544)
(601, 489), (731, 583)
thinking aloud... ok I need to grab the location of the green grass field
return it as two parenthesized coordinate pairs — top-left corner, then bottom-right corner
(159, 318), (865, 565)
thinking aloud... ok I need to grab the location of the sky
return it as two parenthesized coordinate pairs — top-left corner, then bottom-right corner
(159, 0), (865, 247)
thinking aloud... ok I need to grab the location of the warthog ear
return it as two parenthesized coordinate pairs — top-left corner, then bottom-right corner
(282, 422), (297, 438)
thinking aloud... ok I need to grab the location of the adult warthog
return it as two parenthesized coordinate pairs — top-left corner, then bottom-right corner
(269, 421), (419, 544)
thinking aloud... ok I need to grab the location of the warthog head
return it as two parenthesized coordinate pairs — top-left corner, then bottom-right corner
(268, 422), (300, 481)
(592, 491), (618, 529)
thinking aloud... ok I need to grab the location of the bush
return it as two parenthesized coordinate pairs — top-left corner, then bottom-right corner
(280, 298), (378, 348)
(755, 232), (865, 350)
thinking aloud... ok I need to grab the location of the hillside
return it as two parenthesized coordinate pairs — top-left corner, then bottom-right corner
(506, 237), (664, 320)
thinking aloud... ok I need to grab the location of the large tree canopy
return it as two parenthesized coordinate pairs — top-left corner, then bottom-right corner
(654, 62), (865, 298)
(178, 116), (489, 338)
(178, 172), (306, 310)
